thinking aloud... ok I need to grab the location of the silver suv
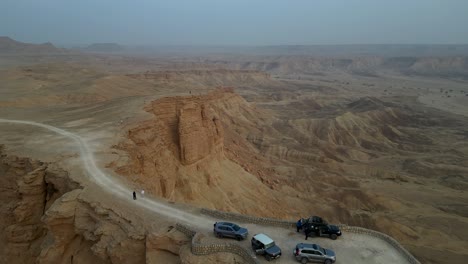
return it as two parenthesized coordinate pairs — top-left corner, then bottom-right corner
(213, 222), (248, 240)
(293, 243), (336, 264)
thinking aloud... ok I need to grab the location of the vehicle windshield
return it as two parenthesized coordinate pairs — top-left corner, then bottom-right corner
(232, 224), (240, 231)
(265, 241), (275, 249)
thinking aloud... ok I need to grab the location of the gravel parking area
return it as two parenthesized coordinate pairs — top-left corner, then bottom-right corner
(205, 222), (411, 264)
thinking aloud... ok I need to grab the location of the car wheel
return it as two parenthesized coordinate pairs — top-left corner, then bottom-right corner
(324, 260), (332, 264)
(265, 255), (271, 261)
(301, 257), (308, 264)
(216, 232), (223, 238)
(331, 234), (337, 240)
(236, 235), (242, 241)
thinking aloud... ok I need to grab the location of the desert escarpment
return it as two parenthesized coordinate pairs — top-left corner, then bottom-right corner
(0, 147), (79, 263)
(113, 85), (468, 264)
(111, 89), (383, 224)
(112, 88), (290, 215)
(0, 147), (190, 263)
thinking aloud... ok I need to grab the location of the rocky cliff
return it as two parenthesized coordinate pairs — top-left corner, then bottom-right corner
(178, 101), (224, 165)
(0, 146), (194, 263)
(111, 88), (291, 216)
(0, 147), (79, 263)
(1, 154), (46, 263)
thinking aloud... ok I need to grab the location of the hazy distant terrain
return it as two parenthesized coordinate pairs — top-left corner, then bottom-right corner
(0, 36), (65, 54)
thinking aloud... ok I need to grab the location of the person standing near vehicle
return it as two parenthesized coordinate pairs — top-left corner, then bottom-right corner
(133, 191), (137, 200)
(296, 218), (303, 232)
(304, 224), (313, 240)
(141, 189), (145, 198)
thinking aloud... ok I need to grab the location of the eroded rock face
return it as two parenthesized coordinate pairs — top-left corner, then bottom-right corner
(37, 189), (82, 264)
(38, 188), (146, 264)
(111, 89), (290, 216)
(0, 152), (48, 264)
(0, 150), (82, 264)
(179, 245), (244, 264)
(179, 102), (224, 165)
(146, 226), (190, 264)
(0, 148), (149, 264)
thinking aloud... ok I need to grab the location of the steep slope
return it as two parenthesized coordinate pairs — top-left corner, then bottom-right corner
(110, 89), (384, 225)
(111, 89), (289, 216)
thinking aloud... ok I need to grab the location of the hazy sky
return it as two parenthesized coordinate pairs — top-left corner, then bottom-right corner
(1, 0), (468, 46)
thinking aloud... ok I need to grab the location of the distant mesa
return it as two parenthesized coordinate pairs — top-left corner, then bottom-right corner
(0, 36), (64, 54)
(83, 43), (125, 53)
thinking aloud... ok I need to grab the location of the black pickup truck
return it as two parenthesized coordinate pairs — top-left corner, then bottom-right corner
(303, 216), (342, 240)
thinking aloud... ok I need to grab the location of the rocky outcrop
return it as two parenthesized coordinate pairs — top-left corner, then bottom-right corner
(179, 102), (224, 165)
(0, 148), (81, 263)
(0, 148), (149, 264)
(146, 226), (190, 263)
(179, 245), (245, 264)
(38, 189), (146, 264)
(0, 151), (49, 264)
(111, 89), (290, 216)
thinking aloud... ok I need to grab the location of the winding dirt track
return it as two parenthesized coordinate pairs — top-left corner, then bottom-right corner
(0, 118), (209, 227)
(0, 118), (412, 264)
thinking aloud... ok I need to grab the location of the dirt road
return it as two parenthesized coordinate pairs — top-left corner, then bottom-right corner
(0, 118), (412, 264)
(0, 118), (209, 226)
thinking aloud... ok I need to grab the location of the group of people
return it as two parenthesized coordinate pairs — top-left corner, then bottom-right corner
(132, 189), (145, 200)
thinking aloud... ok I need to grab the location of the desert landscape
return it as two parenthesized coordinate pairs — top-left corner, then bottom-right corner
(1, 32), (468, 264)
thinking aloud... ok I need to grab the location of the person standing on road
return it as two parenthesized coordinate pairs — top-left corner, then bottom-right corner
(133, 191), (137, 200)
(304, 225), (312, 240)
(296, 218), (303, 232)
(141, 189), (145, 198)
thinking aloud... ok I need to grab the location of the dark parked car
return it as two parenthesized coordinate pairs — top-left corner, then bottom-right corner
(213, 222), (248, 240)
(294, 243), (336, 264)
(251, 233), (282, 261)
(303, 216), (328, 228)
(305, 224), (342, 240)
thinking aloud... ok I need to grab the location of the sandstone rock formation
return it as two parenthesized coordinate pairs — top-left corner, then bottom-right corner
(0, 147), (180, 264)
(146, 226), (190, 264)
(111, 89), (293, 216)
(178, 102), (224, 165)
(0, 148), (67, 264)
(179, 245), (244, 264)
